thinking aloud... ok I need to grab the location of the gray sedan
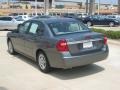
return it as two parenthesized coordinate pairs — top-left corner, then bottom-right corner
(7, 18), (109, 73)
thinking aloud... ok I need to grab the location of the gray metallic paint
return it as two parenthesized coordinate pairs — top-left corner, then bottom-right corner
(7, 18), (109, 69)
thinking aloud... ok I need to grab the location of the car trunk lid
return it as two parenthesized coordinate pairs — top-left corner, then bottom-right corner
(56, 31), (105, 56)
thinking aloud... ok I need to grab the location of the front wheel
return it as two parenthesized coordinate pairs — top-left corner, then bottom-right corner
(37, 51), (51, 73)
(87, 21), (93, 26)
(8, 40), (16, 55)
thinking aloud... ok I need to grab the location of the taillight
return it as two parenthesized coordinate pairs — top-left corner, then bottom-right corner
(104, 36), (107, 45)
(56, 39), (69, 52)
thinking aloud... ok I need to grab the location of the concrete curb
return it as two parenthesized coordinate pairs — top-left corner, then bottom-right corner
(108, 39), (120, 45)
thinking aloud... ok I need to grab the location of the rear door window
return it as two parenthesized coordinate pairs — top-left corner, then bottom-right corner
(28, 22), (45, 35)
(29, 23), (39, 34)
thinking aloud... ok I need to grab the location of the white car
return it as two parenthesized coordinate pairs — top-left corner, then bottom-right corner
(0, 16), (23, 30)
(16, 15), (30, 21)
(77, 13), (88, 18)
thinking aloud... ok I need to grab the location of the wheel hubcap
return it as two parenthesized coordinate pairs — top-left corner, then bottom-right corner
(8, 41), (13, 53)
(38, 54), (46, 70)
(87, 22), (91, 26)
(110, 23), (114, 27)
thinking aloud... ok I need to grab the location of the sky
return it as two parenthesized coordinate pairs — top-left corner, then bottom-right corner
(0, 0), (118, 5)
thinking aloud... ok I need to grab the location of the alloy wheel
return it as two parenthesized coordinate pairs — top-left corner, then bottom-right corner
(38, 54), (47, 70)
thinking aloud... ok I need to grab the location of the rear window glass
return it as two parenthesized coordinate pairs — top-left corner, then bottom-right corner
(47, 21), (89, 35)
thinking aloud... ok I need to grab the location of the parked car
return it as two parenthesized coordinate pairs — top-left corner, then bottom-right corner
(61, 13), (83, 21)
(62, 13), (78, 18)
(32, 15), (53, 19)
(7, 18), (109, 73)
(77, 13), (88, 19)
(107, 15), (120, 21)
(16, 15), (30, 21)
(0, 16), (23, 30)
(83, 15), (120, 27)
(14, 16), (24, 21)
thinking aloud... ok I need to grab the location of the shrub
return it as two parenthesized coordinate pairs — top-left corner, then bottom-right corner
(92, 28), (120, 39)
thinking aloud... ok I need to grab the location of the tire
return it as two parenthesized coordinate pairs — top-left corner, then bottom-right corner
(37, 51), (51, 73)
(109, 22), (114, 27)
(8, 40), (16, 55)
(87, 21), (93, 26)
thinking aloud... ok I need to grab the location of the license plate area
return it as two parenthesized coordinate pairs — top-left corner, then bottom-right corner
(83, 41), (93, 49)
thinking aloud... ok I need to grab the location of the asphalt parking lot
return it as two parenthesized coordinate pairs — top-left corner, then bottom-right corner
(0, 31), (120, 90)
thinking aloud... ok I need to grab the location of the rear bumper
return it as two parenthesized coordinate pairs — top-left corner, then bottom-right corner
(56, 45), (109, 69)
(47, 46), (109, 69)
(62, 50), (108, 69)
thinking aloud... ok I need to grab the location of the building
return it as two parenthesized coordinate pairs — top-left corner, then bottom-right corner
(0, 0), (119, 15)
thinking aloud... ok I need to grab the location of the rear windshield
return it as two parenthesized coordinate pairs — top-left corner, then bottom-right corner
(47, 21), (89, 35)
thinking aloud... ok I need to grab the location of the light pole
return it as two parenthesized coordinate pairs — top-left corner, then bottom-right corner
(7, 0), (10, 9)
(118, 0), (120, 14)
(86, 0), (89, 14)
(89, 0), (95, 15)
(44, 0), (49, 15)
(98, 0), (100, 15)
(35, 0), (38, 16)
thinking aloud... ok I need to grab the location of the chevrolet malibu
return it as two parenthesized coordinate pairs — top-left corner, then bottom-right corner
(7, 18), (109, 73)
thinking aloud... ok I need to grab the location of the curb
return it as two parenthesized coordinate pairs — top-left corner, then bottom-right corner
(108, 39), (120, 45)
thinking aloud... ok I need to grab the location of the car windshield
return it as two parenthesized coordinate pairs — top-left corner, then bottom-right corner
(15, 16), (24, 21)
(47, 21), (90, 35)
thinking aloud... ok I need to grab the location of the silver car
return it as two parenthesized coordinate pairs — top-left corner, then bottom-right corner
(7, 18), (109, 73)
(0, 16), (23, 30)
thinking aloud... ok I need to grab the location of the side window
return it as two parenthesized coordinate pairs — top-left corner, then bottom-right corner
(0, 17), (4, 20)
(5, 17), (12, 21)
(0, 17), (12, 21)
(29, 23), (39, 34)
(19, 22), (30, 33)
(93, 16), (98, 19)
(36, 22), (45, 35)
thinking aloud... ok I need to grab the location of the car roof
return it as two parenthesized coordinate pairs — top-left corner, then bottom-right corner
(32, 17), (77, 23)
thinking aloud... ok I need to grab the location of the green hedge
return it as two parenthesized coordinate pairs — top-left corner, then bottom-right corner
(92, 28), (120, 39)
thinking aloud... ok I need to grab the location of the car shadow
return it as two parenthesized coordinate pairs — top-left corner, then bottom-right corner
(49, 64), (104, 80)
(0, 87), (8, 90)
(11, 52), (105, 80)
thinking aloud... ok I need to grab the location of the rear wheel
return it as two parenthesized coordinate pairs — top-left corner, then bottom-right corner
(109, 22), (114, 27)
(8, 40), (16, 54)
(37, 51), (51, 73)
